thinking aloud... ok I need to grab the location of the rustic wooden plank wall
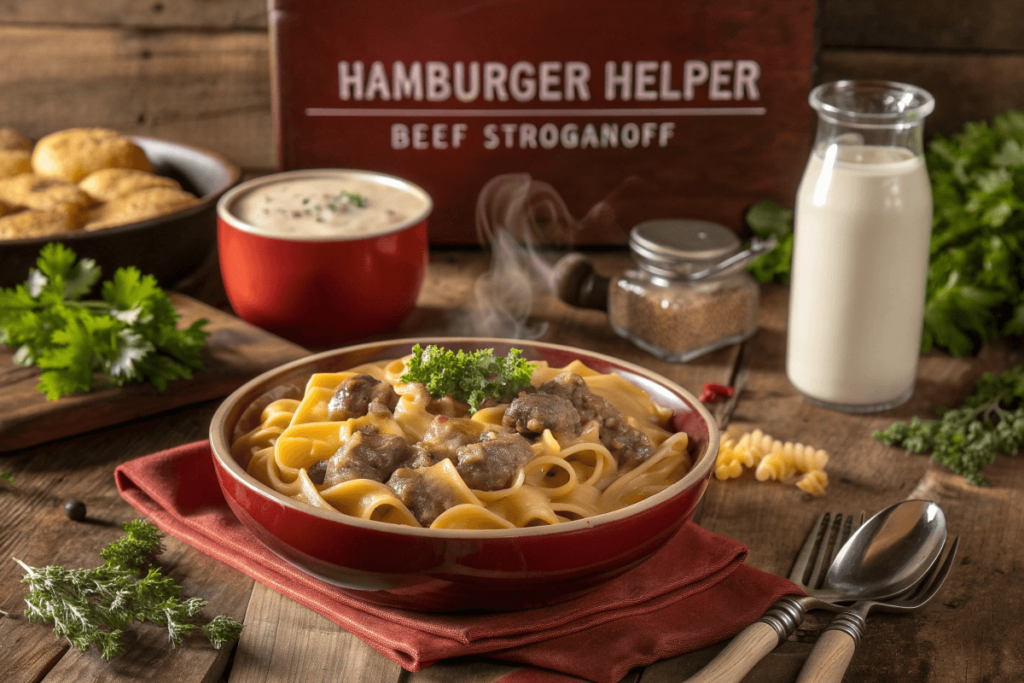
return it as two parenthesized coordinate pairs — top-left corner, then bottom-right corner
(0, 0), (1019, 176)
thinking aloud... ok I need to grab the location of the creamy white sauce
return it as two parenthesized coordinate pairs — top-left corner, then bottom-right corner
(230, 173), (429, 239)
(786, 145), (932, 408)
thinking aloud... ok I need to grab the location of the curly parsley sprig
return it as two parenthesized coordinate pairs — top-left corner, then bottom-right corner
(874, 364), (1024, 485)
(0, 243), (209, 400)
(400, 344), (535, 412)
(14, 520), (242, 661)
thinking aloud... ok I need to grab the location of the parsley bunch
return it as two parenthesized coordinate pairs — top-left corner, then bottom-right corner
(922, 110), (1024, 355)
(400, 344), (536, 412)
(874, 365), (1024, 485)
(744, 200), (794, 285)
(15, 520), (243, 660)
(0, 243), (208, 399)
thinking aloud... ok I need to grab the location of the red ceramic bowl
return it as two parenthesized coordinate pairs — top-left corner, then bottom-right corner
(216, 169), (431, 347)
(209, 338), (718, 612)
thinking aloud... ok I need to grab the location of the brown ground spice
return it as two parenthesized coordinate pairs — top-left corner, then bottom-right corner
(608, 276), (758, 356)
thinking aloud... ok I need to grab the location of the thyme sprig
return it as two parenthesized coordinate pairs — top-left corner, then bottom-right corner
(874, 364), (1024, 485)
(14, 520), (242, 660)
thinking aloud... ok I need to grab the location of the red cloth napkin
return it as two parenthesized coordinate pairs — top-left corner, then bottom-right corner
(114, 441), (799, 683)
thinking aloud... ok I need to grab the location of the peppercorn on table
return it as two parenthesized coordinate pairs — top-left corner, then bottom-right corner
(1, 250), (1021, 683)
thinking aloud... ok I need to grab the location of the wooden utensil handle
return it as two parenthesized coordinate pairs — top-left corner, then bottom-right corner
(794, 629), (857, 683)
(684, 595), (807, 683)
(683, 621), (780, 683)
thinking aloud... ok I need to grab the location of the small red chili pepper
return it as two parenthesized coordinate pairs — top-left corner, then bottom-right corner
(704, 382), (735, 398)
(698, 389), (717, 403)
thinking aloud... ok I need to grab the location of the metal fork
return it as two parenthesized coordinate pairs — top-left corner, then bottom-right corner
(795, 535), (959, 683)
(684, 512), (863, 683)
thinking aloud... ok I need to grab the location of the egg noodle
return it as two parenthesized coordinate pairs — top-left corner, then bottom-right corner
(230, 357), (691, 530)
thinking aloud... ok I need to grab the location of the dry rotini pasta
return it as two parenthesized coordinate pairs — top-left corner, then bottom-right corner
(796, 470), (828, 496)
(714, 427), (829, 496)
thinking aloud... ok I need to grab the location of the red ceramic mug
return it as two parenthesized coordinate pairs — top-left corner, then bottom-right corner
(217, 169), (431, 347)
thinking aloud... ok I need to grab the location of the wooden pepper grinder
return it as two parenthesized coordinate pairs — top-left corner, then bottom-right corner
(552, 253), (610, 312)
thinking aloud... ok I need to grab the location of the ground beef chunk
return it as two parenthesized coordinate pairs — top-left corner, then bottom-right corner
(307, 460), (328, 485)
(455, 432), (533, 490)
(322, 428), (410, 486)
(387, 468), (460, 526)
(539, 372), (653, 470)
(407, 416), (486, 469)
(327, 374), (399, 421)
(502, 393), (582, 439)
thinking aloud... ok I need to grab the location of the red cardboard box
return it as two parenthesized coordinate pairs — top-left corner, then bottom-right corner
(271, 0), (816, 244)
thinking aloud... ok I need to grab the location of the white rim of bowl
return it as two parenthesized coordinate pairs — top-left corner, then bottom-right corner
(216, 168), (434, 243)
(210, 337), (719, 539)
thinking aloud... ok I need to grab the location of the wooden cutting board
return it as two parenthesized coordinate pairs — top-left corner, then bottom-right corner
(0, 292), (309, 452)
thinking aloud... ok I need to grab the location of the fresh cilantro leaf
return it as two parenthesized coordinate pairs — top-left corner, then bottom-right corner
(744, 200), (794, 284)
(745, 199), (794, 239)
(0, 244), (209, 399)
(400, 344), (536, 412)
(921, 109), (1024, 355)
(0, 472), (12, 485)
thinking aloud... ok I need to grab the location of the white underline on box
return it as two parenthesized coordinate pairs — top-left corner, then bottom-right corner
(304, 107), (768, 117)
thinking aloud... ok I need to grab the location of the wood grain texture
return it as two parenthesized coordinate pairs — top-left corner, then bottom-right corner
(229, 584), (404, 683)
(0, 399), (253, 683)
(0, 25), (274, 170)
(0, 0), (268, 29)
(822, 0), (1024, 51)
(0, 293), (308, 452)
(819, 49), (1024, 138)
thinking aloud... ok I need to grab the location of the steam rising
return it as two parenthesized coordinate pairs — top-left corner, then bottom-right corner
(455, 173), (633, 339)
(451, 175), (571, 339)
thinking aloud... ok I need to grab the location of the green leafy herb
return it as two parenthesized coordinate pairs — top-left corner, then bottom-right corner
(14, 520), (242, 661)
(339, 191), (366, 208)
(921, 110), (1024, 356)
(874, 364), (1024, 485)
(0, 243), (209, 400)
(400, 344), (536, 412)
(744, 200), (794, 285)
(0, 472), (12, 485)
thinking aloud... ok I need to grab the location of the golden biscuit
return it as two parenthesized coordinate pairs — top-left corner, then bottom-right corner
(0, 206), (83, 239)
(0, 200), (8, 218)
(85, 186), (198, 231)
(0, 128), (33, 151)
(0, 150), (31, 179)
(0, 173), (93, 211)
(79, 168), (181, 203)
(32, 128), (152, 183)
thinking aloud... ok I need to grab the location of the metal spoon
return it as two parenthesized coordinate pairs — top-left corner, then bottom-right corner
(683, 499), (946, 683)
(795, 504), (951, 683)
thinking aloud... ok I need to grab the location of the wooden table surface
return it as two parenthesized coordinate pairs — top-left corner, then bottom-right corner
(1, 250), (1021, 683)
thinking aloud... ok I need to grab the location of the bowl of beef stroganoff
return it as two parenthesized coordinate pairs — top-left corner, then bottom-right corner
(217, 169), (431, 346)
(210, 338), (718, 612)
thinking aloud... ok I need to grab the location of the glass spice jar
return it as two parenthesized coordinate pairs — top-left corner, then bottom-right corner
(596, 220), (764, 362)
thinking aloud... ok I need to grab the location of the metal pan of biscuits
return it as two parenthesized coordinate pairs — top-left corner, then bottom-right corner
(0, 128), (241, 287)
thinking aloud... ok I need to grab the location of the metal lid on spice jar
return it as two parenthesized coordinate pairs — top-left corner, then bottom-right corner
(629, 219), (741, 279)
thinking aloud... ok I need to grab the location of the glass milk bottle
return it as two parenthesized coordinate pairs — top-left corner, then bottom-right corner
(787, 81), (935, 412)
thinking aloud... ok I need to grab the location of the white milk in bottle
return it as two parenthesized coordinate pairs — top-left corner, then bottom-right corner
(786, 81), (935, 412)
(787, 143), (932, 410)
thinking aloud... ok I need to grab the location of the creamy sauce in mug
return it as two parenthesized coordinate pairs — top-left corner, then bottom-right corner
(230, 172), (430, 239)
